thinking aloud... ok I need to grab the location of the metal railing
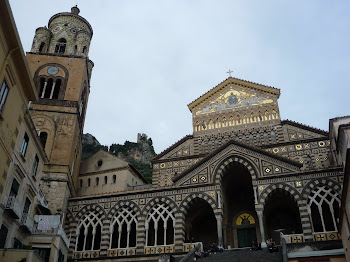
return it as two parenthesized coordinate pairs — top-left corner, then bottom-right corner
(21, 213), (34, 233)
(32, 222), (70, 247)
(5, 195), (22, 218)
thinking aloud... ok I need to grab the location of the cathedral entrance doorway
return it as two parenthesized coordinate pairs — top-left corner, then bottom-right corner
(184, 198), (217, 248)
(221, 160), (258, 248)
(235, 212), (257, 248)
(263, 189), (302, 244)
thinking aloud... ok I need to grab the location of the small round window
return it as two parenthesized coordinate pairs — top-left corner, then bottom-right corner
(97, 160), (103, 167)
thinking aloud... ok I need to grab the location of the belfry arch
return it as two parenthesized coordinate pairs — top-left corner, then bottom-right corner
(216, 156), (259, 248)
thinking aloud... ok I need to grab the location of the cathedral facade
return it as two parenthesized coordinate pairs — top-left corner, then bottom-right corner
(66, 76), (343, 260)
(0, 4), (346, 262)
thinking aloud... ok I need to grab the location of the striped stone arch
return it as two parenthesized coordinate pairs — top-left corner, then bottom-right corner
(106, 200), (142, 223)
(64, 209), (74, 231)
(257, 183), (315, 241)
(141, 196), (178, 216)
(179, 192), (217, 216)
(214, 155), (258, 184)
(258, 183), (302, 208)
(301, 177), (342, 201)
(68, 204), (106, 253)
(73, 204), (106, 223)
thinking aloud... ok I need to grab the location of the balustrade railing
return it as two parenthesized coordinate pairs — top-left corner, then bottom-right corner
(5, 195), (21, 219)
(32, 218), (70, 247)
(20, 213), (34, 233)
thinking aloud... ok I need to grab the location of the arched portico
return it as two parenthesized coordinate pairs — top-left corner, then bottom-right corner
(179, 193), (218, 248)
(261, 187), (302, 244)
(215, 156), (259, 248)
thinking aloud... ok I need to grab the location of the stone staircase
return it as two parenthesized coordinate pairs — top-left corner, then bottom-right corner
(190, 248), (282, 262)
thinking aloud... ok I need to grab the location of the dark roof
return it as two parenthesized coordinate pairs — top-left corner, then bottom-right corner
(172, 138), (302, 183)
(281, 120), (328, 136)
(151, 135), (193, 161)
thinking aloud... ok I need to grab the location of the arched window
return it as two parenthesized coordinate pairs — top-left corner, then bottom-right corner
(52, 79), (61, 99)
(265, 111), (270, 120)
(195, 122), (200, 132)
(243, 115), (248, 124)
(222, 118), (227, 127)
(258, 112), (263, 122)
(110, 207), (137, 249)
(271, 110), (278, 119)
(271, 130), (276, 143)
(39, 78), (62, 99)
(43, 78), (53, 98)
(83, 46), (87, 54)
(55, 38), (67, 54)
(249, 133), (254, 144)
(237, 115), (241, 124)
(39, 132), (48, 148)
(104, 176), (108, 184)
(146, 203), (175, 246)
(256, 132), (260, 144)
(201, 140), (205, 153)
(251, 113), (256, 123)
(79, 179), (83, 188)
(76, 211), (103, 251)
(263, 132), (269, 144)
(88, 178), (91, 187)
(215, 119), (220, 128)
(96, 177), (99, 186)
(74, 45), (77, 54)
(308, 186), (340, 232)
(113, 175), (116, 183)
(214, 138), (219, 148)
(209, 120), (214, 129)
(230, 117), (234, 126)
(202, 121), (207, 130)
(39, 42), (45, 52)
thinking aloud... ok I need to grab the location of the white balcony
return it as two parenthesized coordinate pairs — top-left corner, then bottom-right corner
(20, 213), (34, 233)
(5, 195), (21, 219)
(32, 215), (70, 247)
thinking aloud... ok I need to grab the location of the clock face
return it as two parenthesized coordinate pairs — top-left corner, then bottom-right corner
(47, 67), (59, 75)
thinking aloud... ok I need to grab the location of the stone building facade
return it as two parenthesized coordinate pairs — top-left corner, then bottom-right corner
(0, 4), (346, 262)
(66, 75), (343, 261)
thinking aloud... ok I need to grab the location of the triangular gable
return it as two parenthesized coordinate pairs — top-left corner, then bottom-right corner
(152, 135), (193, 161)
(281, 120), (328, 141)
(173, 139), (301, 187)
(188, 77), (280, 114)
(79, 150), (148, 184)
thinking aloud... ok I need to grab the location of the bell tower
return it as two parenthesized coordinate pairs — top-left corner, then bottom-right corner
(26, 6), (94, 213)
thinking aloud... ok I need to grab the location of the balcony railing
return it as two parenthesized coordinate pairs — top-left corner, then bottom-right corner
(20, 213), (34, 233)
(32, 216), (70, 247)
(5, 195), (21, 219)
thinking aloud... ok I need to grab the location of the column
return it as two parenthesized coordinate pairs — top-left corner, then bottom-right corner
(215, 214), (223, 246)
(257, 211), (266, 247)
(222, 223), (227, 248)
(49, 81), (56, 99)
(41, 81), (47, 98)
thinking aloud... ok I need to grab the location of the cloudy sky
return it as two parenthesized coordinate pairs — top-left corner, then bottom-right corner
(9, 0), (350, 153)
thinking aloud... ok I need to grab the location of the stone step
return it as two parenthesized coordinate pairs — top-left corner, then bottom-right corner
(192, 248), (282, 262)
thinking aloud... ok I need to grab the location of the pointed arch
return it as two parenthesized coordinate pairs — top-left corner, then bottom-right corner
(142, 198), (177, 246)
(179, 192), (217, 216)
(214, 155), (258, 184)
(75, 211), (103, 251)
